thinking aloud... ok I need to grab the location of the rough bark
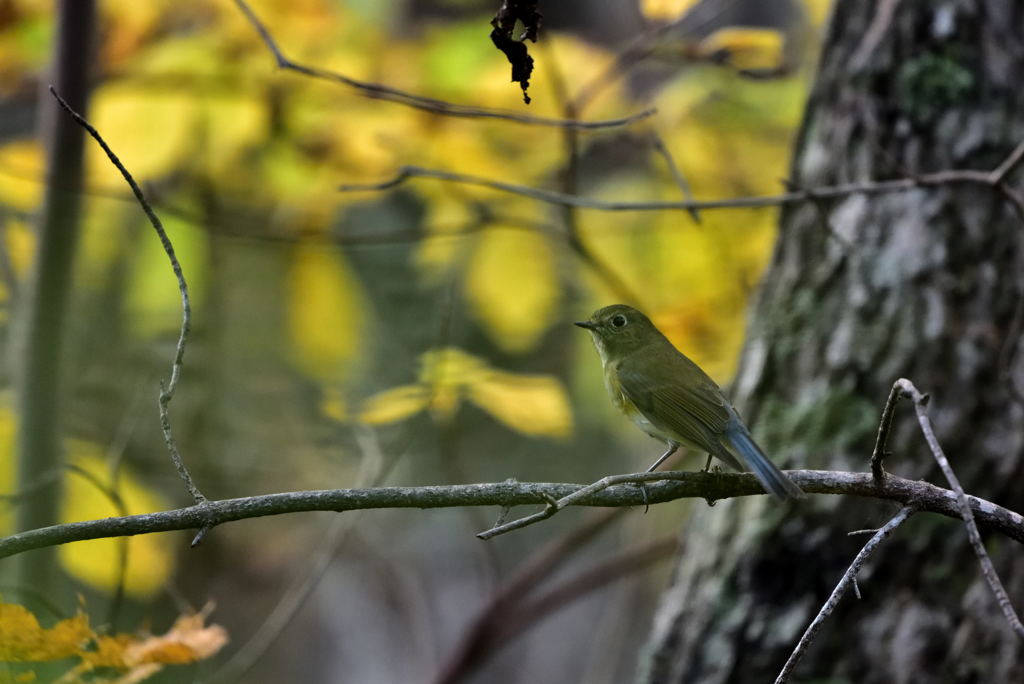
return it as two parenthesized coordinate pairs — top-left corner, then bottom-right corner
(640, 1), (1024, 682)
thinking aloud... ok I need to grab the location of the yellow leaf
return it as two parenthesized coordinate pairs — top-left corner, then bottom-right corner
(465, 228), (559, 353)
(800, 0), (833, 27)
(358, 385), (430, 425)
(640, 0), (700, 21)
(82, 634), (136, 669)
(58, 448), (175, 598)
(0, 604), (91, 661)
(418, 348), (487, 387)
(697, 27), (786, 71)
(468, 371), (573, 439)
(0, 140), (43, 211)
(418, 348), (486, 420)
(4, 216), (35, 281)
(87, 83), (196, 186)
(287, 243), (364, 381)
(100, 0), (177, 64)
(126, 612), (228, 665)
(82, 610), (227, 677)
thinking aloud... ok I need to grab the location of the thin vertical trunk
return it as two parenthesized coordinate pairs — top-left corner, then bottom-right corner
(13, 0), (97, 592)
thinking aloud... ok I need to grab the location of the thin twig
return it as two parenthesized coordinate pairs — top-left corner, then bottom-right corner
(870, 381), (904, 482)
(570, 0), (742, 112)
(48, 88), (206, 511)
(896, 378), (1024, 639)
(780, 177), (860, 260)
(848, 0), (901, 73)
(649, 130), (700, 223)
(477, 472), (672, 540)
(994, 183), (1024, 226)
(103, 386), (146, 630)
(338, 157), (1021, 215)
(543, 42), (641, 305)
(775, 506), (915, 684)
(3, 470), (1024, 558)
(989, 139), (1024, 183)
(232, 0), (655, 130)
(63, 462), (131, 628)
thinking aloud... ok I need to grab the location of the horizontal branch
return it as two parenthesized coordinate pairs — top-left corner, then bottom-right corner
(233, 0), (655, 130)
(338, 156), (1024, 215)
(2, 470), (1023, 559)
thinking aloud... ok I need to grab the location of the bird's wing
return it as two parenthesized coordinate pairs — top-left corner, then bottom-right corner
(616, 354), (732, 452)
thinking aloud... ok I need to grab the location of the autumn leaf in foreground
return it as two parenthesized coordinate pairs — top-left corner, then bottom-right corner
(0, 604), (91, 662)
(0, 603), (227, 683)
(82, 610), (228, 670)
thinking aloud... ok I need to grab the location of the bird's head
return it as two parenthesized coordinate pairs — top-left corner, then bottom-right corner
(575, 304), (661, 359)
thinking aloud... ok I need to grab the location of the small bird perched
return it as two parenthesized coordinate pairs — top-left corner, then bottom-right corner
(576, 304), (803, 501)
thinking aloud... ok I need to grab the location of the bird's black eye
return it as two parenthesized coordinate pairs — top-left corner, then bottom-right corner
(610, 314), (628, 328)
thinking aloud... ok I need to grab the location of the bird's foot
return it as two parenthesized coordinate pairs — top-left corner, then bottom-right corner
(628, 481), (652, 513)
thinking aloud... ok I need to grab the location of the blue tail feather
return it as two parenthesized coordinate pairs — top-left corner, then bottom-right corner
(723, 425), (804, 501)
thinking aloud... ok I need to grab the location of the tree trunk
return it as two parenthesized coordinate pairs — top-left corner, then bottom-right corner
(639, 1), (1024, 682)
(12, 0), (96, 594)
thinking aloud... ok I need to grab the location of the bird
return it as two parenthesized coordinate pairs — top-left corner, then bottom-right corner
(575, 304), (803, 501)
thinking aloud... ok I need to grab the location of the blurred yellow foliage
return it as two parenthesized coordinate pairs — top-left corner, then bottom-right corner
(359, 385), (431, 425)
(287, 243), (364, 381)
(465, 228), (559, 353)
(469, 372), (573, 440)
(58, 447), (175, 598)
(3, 217), (35, 299)
(0, 140), (44, 213)
(87, 85), (196, 187)
(697, 27), (786, 71)
(801, 0), (834, 27)
(0, 1), (50, 94)
(355, 347), (573, 439)
(0, 0), (810, 564)
(320, 386), (349, 422)
(0, 405), (12, 536)
(643, 0), (831, 29)
(640, 0), (701, 21)
(579, 70), (804, 381)
(123, 214), (208, 338)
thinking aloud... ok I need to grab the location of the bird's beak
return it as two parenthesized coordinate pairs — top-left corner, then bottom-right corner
(574, 321), (596, 330)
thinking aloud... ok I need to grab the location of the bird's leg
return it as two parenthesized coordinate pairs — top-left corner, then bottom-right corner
(646, 444), (679, 473)
(702, 453), (713, 472)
